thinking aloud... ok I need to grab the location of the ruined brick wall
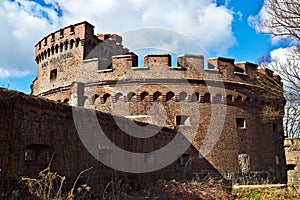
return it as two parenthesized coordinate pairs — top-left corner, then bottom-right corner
(0, 87), (286, 190)
(285, 138), (300, 190)
(0, 89), (220, 190)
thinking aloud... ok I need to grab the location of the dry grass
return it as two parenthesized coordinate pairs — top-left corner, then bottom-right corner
(20, 156), (92, 200)
(101, 177), (234, 200)
(233, 186), (300, 200)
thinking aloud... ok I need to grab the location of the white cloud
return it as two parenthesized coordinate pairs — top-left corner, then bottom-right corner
(263, 46), (300, 88)
(269, 47), (294, 63)
(248, 0), (298, 45)
(248, 2), (272, 38)
(0, 0), (236, 79)
(0, 0), (61, 78)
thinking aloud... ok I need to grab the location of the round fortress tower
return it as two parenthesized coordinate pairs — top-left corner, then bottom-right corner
(31, 21), (128, 99)
(31, 21), (287, 183)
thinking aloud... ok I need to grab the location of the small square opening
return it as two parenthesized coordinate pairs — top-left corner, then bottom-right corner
(236, 118), (246, 129)
(50, 69), (57, 80)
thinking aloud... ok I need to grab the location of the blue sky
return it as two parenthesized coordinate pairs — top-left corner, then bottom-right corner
(0, 0), (289, 94)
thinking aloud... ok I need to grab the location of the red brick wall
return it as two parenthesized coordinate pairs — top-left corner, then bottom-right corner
(0, 88), (286, 189)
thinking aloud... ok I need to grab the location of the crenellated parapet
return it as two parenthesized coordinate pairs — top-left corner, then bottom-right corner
(34, 21), (126, 65)
(103, 53), (281, 86)
(31, 21), (129, 96)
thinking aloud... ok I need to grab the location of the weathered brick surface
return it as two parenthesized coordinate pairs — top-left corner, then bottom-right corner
(285, 139), (300, 191)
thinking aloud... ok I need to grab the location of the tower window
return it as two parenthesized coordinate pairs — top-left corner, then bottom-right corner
(203, 93), (211, 103)
(70, 25), (75, 34)
(50, 69), (57, 80)
(60, 29), (64, 38)
(236, 118), (246, 129)
(44, 37), (47, 46)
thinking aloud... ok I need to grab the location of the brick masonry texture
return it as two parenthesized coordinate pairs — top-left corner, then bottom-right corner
(0, 21), (287, 189)
(284, 139), (300, 191)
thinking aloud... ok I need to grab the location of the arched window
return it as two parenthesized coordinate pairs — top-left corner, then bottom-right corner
(245, 97), (251, 104)
(166, 91), (175, 101)
(127, 92), (136, 101)
(214, 94), (222, 104)
(103, 93), (111, 104)
(203, 93), (211, 103)
(153, 91), (162, 101)
(70, 39), (74, 49)
(63, 98), (69, 104)
(44, 50), (47, 59)
(235, 96), (242, 103)
(60, 43), (63, 52)
(140, 91), (149, 101)
(92, 94), (99, 104)
(47, 48), (50, 57)
(226, 95), (233, 104)
(191, 92), (199, 102)
(65, 41), (68, 50)
(115, 92), (123, 102)
(55, 44), (59, 53)
(75, 38), (80, 47)
(51, 46), (54, 55)
(178, 92), (188, 101)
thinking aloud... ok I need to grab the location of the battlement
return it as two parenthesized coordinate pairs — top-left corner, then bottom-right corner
(34, 21), (124, 65)
(106, 53), (280, 84)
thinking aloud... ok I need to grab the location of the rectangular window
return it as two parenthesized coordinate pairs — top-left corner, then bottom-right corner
(50, 69), (57, 80)
(44, 37), (47, 46)
(236, 118), (246, 129)
(176, 115), (190, 126)
(51, 33), (55, 41)
(60, 29), (64, 38)
(70, 25), (75, 34)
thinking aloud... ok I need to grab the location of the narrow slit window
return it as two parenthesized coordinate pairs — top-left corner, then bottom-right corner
(60, 29), (64, 38)
(70, 25), (75, 34)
